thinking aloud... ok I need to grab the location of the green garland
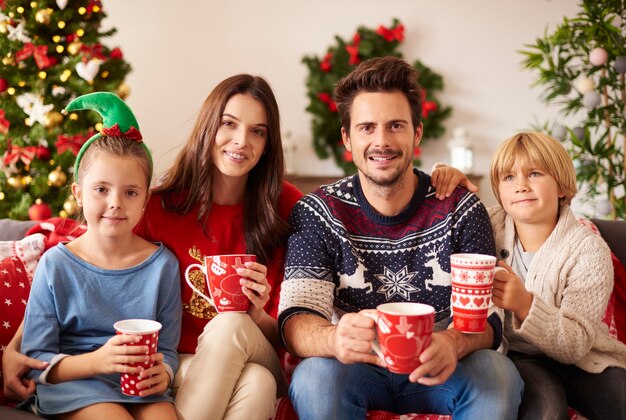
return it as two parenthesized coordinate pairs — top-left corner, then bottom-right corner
(302, 18), (452, 175)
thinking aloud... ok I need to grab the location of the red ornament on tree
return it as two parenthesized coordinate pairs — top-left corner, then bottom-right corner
(110, 47), (124, 59)
(29, 199), (52, 221)
(36, 145), (51, 161)
(0, 78), (8, 93)
(0, 109), (9, 135)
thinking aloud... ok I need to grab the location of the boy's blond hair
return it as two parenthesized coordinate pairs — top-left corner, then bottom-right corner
(490, 131), (577, 206)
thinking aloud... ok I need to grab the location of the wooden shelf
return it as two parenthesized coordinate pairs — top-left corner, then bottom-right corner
(286, 174), (484, 195)
(285, 175), (343, 194)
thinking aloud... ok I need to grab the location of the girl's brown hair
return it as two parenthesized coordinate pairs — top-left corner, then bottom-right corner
(155, 74), (287, 264)
(76, 136), (153, 187)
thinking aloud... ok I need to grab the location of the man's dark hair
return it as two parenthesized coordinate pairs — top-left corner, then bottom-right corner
(333, 56), (423, 135)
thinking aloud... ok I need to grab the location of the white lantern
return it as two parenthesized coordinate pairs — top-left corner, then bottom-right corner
(448, 127), (474, 173)
(282, 130), (297, 175)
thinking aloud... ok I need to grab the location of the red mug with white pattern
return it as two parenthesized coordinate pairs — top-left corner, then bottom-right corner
(185, 254), (256, 313)
(364, 302), (435, 374)
(450, 253), (505, 333)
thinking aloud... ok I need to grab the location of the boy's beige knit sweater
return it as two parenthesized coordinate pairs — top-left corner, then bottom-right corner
(489, 205), (626, 373)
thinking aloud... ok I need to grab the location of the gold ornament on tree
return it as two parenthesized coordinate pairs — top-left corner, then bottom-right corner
(116, 82), (130, 99)
(2, 55), (15, 66)
(44, 111), (63, 128)
(48, 166), (67, 187)
(7, 175), (26, 189)
(35, 8), (52, 24)
(67, 41), (82, 56)
(63, 195), (79, 215)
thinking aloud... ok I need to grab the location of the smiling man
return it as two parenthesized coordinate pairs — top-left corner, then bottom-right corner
(278, 56), (523, 419)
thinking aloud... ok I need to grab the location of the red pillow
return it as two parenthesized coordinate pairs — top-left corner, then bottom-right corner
(0, 234), (46, 404)
(611, 254), (626, 344)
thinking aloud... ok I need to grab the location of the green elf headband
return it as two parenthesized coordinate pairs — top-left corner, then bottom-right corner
(64, 92), (152, 181)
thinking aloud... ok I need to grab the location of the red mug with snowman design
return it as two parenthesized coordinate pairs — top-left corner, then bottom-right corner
(450, 253), (506, 333)
(114, 319), (162, 396)
(185, 254), (256, 313)
(364, 302), (435, 374)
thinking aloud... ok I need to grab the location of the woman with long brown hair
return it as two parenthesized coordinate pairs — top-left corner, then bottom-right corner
(135, 74), (302, 419)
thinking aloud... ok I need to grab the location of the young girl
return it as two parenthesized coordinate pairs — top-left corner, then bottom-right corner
(434, 131), (626, 419)
(19, 93), (182, 419)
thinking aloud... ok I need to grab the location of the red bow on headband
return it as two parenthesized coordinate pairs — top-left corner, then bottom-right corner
(101, 124), (143, 141)
(16, 43), (57, 70)
(3, 145), (37, 166)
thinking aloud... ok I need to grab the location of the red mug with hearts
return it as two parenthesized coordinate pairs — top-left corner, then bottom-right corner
(450, 253), (505, 333)
(185, 254), (256, 313)
(114, 319), (162, 396)
(364, 302), (434, 374)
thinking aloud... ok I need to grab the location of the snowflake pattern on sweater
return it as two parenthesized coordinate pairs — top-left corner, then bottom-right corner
(279, 169), (497, 334)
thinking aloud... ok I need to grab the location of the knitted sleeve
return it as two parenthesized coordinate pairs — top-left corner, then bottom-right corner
(513, 230), (613, 363)
(278, 195), (338, 341)
(452, 193), (496, 256)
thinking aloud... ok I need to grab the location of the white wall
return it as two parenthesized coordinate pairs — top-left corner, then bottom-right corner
(104, 0), (580, 206)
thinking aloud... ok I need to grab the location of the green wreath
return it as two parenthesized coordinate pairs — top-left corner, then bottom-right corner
(303, 19), (452, 175)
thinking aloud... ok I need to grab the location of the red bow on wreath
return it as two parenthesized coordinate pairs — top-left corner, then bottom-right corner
(56, 133), (88, 156)
(422, 101), (437, 118)
(0, 109), (9, 134)
(345, 44), (360, 65)
(3, 145), (37, 165)
(318, 92), (337, 113)
(320, 53), (332, 72)
(345, 32), (361, 65)
(376, 24), (405, 42)
(15, 43), (57, 70)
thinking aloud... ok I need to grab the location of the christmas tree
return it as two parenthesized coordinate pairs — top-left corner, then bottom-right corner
(520, 0), (625, 220)
(0, 0), (131, 220)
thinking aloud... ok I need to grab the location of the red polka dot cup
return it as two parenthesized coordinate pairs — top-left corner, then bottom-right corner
(450, 253), (505, 333)
(364, 302), (434, 374)
(113, 319), (161, 396)
(184, 254), (256, 313)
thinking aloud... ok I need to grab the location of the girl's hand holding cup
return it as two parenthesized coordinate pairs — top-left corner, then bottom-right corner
(92, 333), (151, 376)
(135, 353), (170, 397)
